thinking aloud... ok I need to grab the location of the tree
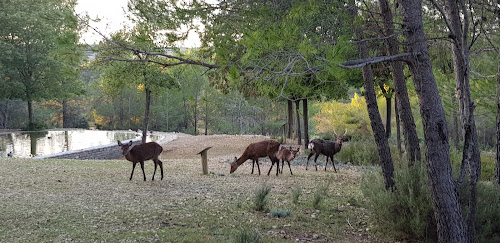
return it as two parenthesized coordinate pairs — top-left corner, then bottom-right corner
(0, 0), (83, 127)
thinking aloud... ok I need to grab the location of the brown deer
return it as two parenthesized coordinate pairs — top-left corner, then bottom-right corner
(230, 140), (280, 175)
(306, 129), (347, 172)
(118, 140), (164, 181)
(267, 145), (300, 176)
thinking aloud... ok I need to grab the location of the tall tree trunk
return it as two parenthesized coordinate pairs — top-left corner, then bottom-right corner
(358, 39), (395, 189)
(27, 100), (34, 125)
(497, 51), (500, 185)
(399, 0), (467, 241)
(62, 100), (68, 128)
(287, 100), (293, 139)
(378, 82), (392, 138)
(303, 98), (309, 149)
(205, 93), (208, 135)
(379, 0), (421, 163)
(444, 0), (480, 240)
(142, 87), (151, 143)
(395, 95), (402, 158)
(295, 99), (302, 145)
(452, 92), (461, 150)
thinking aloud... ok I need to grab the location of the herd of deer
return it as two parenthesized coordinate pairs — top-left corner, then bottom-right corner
(117, 130), (347, 181)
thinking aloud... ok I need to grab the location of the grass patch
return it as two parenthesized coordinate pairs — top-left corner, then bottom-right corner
(253, 184), (271, 212)
(270, 209), (292, 218)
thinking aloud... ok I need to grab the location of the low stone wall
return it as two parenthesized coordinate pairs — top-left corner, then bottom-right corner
(34, 132), (177, 160)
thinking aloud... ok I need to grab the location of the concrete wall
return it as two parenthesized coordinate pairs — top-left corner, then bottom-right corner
(34, 132), (177, 160)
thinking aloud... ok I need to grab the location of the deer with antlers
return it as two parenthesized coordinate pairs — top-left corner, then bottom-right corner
(306, 129), (347, 172)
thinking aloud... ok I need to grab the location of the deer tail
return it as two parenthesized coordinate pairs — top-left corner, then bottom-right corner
(308, 142), (314, 150)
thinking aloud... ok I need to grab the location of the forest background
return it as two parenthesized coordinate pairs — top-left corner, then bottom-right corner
(2, 0), (500, 242)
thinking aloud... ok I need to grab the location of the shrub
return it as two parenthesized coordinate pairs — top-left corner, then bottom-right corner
(253, 184), (271, 212)
(292, 187), (302, 205)
(338, 138), (379, 166)
(25, 122), (46, 131)
(233, 227), (262, 243)
(270, 209), (292, 218)
(449, 148), (495, 181)
(361, 162), (434, 240)
(313, 184), (328, 209)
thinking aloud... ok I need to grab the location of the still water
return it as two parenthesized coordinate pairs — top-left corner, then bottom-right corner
(0, 130), (148, 158)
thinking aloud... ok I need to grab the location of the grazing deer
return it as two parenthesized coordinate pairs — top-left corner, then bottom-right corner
(230, 140), (280, 175)
(267, 145), (300, 176)
(306, 129), (347, 172)
(117, 140), (164, 181)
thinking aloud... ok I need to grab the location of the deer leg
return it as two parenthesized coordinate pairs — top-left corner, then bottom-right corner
(314, 154), (320, 171)
(280, 160), (284, 174)
(275, 158), (279, 176)
(256, 158), (261, 175)
(152, 161), (158, 181)
(251, 159), (255, 174)
(267, 160), (274, 176)
(158, 160), (164, 180)
(331, 155), (337, 173)
(140, 161), (146, 181)
(324, 156), (329, 171)
(306, 152), (314, 170)
(287, 160), (293, 175)
(130, 162), (137, 180)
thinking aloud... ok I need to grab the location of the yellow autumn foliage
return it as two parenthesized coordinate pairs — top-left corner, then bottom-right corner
(312, 93), (388, 137)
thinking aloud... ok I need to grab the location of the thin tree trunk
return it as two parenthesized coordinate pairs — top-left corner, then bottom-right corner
(453, 92), (461, 150)
(62, 100), (68, 128)
(288, 100), (293, 139)
(295, 99), (302, 145)
(358, 39), (395, 189)
(205, 93), (208, 136)
(496, 51), (500, 185)
(142, 87), (151, 143)
(399, 0), (467, 241)
(395, 95), (402, 158)
(379, 0), (421, 163)
(27, 100), (33, 125)
(303, 98), (309, 149)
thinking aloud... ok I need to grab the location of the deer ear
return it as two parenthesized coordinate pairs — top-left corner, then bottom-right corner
(118, 141), (122, 146)
(128, 141), (133, 146)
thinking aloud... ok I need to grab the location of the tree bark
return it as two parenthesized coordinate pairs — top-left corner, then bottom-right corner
(358, 39), (395, 189)
(27, 100), (34, 125)
(288, 100), (293, 139)
(303, 98), (309, 149)
(399, 0), (467, 241)
(444, 0), (480, 240)
(142, 87), (151, 143)
(497, 51), (500, 185)
(295, 99), (302, 145)
(395, 95), (402, 158)
(379, 0), (421, 163)
(62, 100), (68, 128)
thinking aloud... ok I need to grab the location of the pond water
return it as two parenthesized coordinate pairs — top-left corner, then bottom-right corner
(0, 130), (156, 158)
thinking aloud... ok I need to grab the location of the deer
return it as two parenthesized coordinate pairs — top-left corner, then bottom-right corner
(306, 129), (347, 172)
(230, 140), (280, 175)
(117, 140), (164, 181)
(267, 145), (300, 176)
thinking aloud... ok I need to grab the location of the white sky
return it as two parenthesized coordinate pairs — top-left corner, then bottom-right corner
(75, 0), (200, 47)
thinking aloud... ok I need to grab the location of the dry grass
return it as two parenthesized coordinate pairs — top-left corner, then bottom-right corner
(0, 134), (383, 242)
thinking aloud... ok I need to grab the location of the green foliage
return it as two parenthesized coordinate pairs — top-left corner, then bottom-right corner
(253, 184), (271, 212)
(312, 184), (328, 210)
(338, 138), (379, 166)
(475, 182), (500, 242)
(449, 148), (496, 181)
(270, 209), (292, 218)
(232, 227), (262, 243)
(361, 163), (434, 240)
(291, 187), (302, 205)
(25, 122), (47, 131)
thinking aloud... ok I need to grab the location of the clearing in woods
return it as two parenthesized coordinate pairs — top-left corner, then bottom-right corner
(0, 133), (382, 242)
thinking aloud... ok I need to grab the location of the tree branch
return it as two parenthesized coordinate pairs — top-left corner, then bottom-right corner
(339, 53), (413, 69)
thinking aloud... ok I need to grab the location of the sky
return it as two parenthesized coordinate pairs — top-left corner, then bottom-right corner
(75, 0), (200, 47)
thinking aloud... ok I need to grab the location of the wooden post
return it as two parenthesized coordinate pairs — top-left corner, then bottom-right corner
(197, 147), (212, 175)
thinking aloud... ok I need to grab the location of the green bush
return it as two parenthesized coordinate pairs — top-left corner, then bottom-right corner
(291, 187), (302, 205)
(233, 227), (262, 243)
(338, 138), (379, 166)
(25, 122), (46, 131)
(270, 209), (292, 218)
(458, 180), (500, 242)
(312, 184), (328, 209)
(361, 162), (434, 240)
(449, 148), (496, 181)
(253, 184), (271, 212)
